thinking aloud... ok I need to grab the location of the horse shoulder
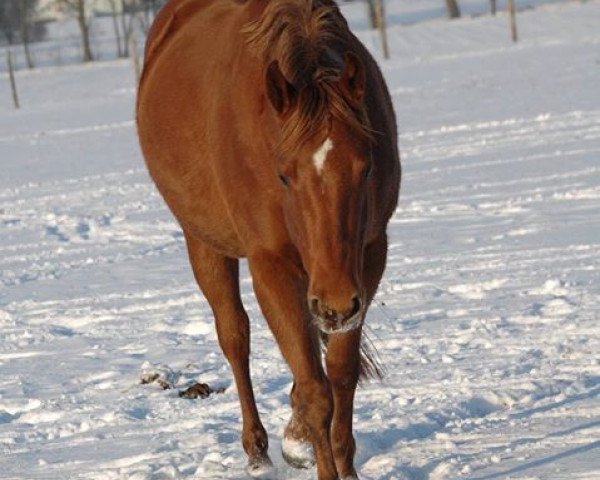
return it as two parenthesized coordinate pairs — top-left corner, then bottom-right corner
(144, 0), (214, 67)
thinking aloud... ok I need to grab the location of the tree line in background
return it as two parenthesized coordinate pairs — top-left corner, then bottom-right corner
(57, 0), (166, 63)
(442, 0), (503, 19)
(0, 0), (166, 67)
(2, 0), (516, 70)
(440, 0), (517, 42)
(363, 0), (513, 59)
(363, 0), (467, 59)
(365, 0), (500, 22)
(0, 0), (44, 69)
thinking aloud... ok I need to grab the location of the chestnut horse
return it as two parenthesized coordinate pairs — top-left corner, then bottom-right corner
(137, 0), (400, 478)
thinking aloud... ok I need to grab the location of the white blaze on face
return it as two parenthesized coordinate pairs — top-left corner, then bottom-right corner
(313, 137), (333, 174)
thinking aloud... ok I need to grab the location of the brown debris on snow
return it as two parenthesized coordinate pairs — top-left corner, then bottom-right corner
(179, 383), (226, 399)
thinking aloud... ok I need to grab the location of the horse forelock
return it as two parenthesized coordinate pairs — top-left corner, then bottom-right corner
(243, 0), (372, 156)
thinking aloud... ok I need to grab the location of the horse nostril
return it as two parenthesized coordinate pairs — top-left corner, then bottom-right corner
(309, 294), (362, 324)
(309, 296), (321, 316)
(348, 295), (362, 319)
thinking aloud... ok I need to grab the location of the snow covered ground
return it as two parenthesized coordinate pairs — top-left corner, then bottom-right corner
(1, 1), (599, 479)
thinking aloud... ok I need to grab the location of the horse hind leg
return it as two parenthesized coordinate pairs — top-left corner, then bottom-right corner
(184, 231), (273, 477)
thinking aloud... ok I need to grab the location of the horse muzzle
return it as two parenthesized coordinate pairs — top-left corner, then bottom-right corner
(309, 294), (364, 334)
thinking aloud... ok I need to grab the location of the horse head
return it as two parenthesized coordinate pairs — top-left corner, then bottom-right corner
(266, 52), (373, 334)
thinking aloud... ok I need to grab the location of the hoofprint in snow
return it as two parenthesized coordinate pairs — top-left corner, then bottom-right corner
(1, 2), (599, 479)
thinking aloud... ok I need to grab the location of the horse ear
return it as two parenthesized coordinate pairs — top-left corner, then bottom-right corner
(340, 51), (366, 101)
(266, 61), (297, 116)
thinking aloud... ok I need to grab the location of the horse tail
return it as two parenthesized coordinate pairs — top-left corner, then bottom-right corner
(359, 333), (384, 381)
(320, 330), (384, 383)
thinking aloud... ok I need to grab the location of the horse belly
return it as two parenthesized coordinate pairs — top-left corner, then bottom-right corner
(156, 174), (245, 257)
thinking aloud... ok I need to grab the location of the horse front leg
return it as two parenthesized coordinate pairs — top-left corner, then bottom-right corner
(326, 327), (362, 479)
(327, 233), (389, 479)
(249, 250), (339, 480)
(184, 233), (272, 476)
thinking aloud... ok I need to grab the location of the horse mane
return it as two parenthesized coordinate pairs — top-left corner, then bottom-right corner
(244, 0), (372, 155)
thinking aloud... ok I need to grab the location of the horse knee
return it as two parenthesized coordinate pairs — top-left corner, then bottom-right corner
(327, 361), (359, 391)
(297, 379), (333, 432)
(331, 432), (355, 460)
(215, 313), (250, 362)
(220, 339), (249, 367)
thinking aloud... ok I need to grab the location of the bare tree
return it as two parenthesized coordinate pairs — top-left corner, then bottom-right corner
(367, 0), (377, 29)
(6, 49), (20, 108)
(445, 0), (461, 19)
(108, 0), (124, 58)
(139, 0), (165, 33)
(16, 0), (38, 68)
(55, 0), (94, 62)
(144, 0), (165, 17)
(0, 0), (41, 69)
(109, 0), (159, 59)
(120, 0), (137, 57)
(106, 0), (140, 59)
(0, 2), (19, 45)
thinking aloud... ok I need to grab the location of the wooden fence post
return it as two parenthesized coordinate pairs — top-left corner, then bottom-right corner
(445, 0), (461, 19)
(367, 0), (377, 29)
(129, 33), (141, 84)
(6, 50), (20, 110)
(508, 0), (518, 43)
(373, 0), (389, 59)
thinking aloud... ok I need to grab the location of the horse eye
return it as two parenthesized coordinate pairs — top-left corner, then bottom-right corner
(364, 162), (374, 179)
(278, 174), (290, 187)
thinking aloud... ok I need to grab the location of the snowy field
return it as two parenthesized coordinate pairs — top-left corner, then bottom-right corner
(1, 1), (599, 479)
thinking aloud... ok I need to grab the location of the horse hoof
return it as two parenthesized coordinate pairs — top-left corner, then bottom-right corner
(281, 436), (315, 469)
(246, 454), (276, 479)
